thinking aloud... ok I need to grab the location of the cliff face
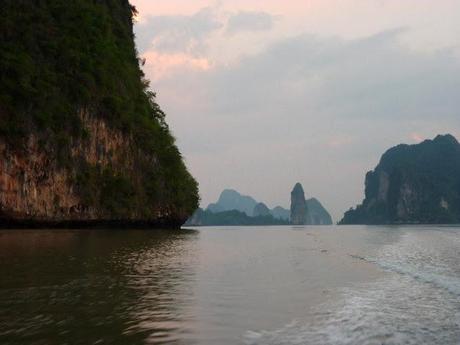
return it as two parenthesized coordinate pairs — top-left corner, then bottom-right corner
(0, 112), (193, 226)
(0, 1), (199, 227)
(340, 135), (460, 225)
(290, 183), (307, 225)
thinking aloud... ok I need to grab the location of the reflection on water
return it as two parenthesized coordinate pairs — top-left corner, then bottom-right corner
(0, 229), (199, 345)
(1, 226), (459, 345)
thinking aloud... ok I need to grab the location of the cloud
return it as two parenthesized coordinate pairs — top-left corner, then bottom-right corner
(146, 29), (460, 221)
(410, 132), (424, 143)
(141, 51), (211, 81)
(135, 6), (222, 54)
(226, 11), (276, 35)
(199, 29), (460, 122)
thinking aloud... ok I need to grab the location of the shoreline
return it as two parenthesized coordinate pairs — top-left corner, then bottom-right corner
(0, 218), (186, 230)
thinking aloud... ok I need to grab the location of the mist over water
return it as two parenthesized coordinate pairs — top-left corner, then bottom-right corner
(0, 226), (459, 344)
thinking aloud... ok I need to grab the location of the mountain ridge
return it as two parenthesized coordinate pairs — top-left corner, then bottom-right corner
(200, 187), (332, 225)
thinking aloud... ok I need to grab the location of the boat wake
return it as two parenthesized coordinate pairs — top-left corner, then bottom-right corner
(244, 229), (460, 345)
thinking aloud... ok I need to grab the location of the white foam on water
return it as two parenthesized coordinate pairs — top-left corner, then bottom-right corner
(244, 276), (460, 345)
(243, 228), (460, 345)
(368, 230), (460, 297)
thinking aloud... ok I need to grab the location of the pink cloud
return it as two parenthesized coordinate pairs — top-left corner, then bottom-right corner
(130, 0), (313, 18)
(410, 132), (424, 143)
(327, 136), (353, 149)
(131, 0), (210, 16)
(142, 51), (211, 80)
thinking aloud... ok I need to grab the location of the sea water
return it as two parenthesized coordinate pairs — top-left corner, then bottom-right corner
(0, 226), (459, 344)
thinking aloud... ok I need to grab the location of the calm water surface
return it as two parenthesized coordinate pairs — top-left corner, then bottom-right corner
(0, 225), (459, 344)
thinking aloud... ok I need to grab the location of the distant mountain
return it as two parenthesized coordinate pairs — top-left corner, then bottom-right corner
(340, 134), (460, 224)
(271, 206), (290, 221)
(200, 188), (333, 225)
(253, 203), (271, 217)
(207, 189), (257, 216)
(306, 198), (333, 225)
(185, 208), (289, 226)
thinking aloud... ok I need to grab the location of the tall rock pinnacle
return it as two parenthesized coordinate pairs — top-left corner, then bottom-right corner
(290, 183), (308, 225)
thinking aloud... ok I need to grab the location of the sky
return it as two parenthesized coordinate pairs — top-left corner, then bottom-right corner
(131, 0), (460, 221)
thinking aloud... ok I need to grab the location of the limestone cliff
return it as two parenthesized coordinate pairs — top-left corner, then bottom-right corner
(0, 1), (199, 227)
(340, 134), (460, 224)
(290, 183), (308, 225)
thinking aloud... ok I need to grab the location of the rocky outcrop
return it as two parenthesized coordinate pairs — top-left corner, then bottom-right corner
(253, 202), (271, 217)
(0, 1), (198, 228)
(290, 183), (308, 225)
(271, 201), (333, 224)
(0, 111), (195, 228)
(340, 134), (460, 224)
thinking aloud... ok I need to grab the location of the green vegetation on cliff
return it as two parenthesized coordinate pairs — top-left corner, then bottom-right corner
(340, 135), (460, 225)
(0, 0), (199, 222)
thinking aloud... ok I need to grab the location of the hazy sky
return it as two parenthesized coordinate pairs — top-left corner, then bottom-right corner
(131, 0), (460, 221)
